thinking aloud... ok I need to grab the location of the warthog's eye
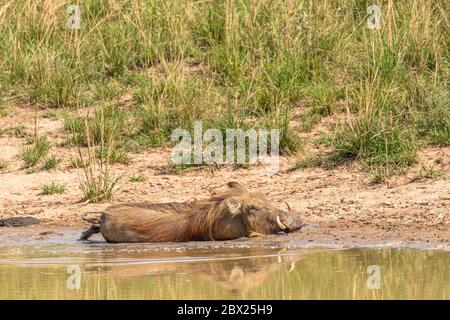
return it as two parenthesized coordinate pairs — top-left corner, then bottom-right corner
(247, 205), (259, 214)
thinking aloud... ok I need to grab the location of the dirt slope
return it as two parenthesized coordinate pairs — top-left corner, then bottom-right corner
(0, 107), (449, 246)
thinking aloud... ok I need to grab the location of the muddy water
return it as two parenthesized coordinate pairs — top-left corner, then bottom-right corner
(0, 235), (448, 300)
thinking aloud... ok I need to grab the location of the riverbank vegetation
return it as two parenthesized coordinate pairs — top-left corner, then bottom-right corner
(0, 0), (448, 197)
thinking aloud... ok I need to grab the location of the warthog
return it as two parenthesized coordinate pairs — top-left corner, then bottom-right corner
(80, 181), (304, 243)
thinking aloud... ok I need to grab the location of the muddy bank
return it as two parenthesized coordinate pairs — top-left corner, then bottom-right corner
(0, 224), (448, 250)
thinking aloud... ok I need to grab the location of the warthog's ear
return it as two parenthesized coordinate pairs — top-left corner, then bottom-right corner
(224, 197), (244, 215)
(227, 181), (248, 192)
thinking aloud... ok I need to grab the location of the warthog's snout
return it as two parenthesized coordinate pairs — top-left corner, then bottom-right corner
(278, 212), (305, 233)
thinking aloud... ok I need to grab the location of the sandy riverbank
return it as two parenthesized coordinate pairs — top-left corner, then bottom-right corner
(0, 107), (449, 248)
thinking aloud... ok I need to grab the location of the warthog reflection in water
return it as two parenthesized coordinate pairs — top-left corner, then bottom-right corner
(80, 182), (304, 243)
(84, 249), (300, 294)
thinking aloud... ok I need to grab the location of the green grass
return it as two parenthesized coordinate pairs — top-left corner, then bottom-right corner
(0, 0), (448, 179)
(69, 156), (87, 169)
(41, 110), (60, 119)
(42, 155), (61, 170)
(0, 107), (9, 117)
(42, 182), (65, 195)
(12, 125), (27, 138)
(96, 147), (132, 165)
(290, 155), (324, 171)
(0, 160), (8, 170)
(129, 173), (147, 183)
(413, 88), (450, 146)
(413, 164), (444, 181)
(63, 104), (126, 147)
(80, 172), (119, 202)
(299, 106), (330, 132)
(333, 114), (418, 174)
(19, 136), (51, 168)
(72, 105), (122, 203)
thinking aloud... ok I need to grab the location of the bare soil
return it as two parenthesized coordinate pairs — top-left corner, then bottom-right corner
(0, 106), (449, 248)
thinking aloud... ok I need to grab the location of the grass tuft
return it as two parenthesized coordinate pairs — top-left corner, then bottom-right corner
(42, 155), (61, 170)
(70, 106), (121, 203)
(42, 182), (65, 195)
(129, 173), (147, 183)
(20, 136), (51, 168)
(0, 160), (8, 170)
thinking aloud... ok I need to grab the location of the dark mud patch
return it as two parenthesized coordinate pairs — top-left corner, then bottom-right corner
(0, 217), (40, 227)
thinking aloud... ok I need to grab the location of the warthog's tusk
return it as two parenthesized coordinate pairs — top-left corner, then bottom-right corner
(276, 216), (288, 230)
(285, 202), (292, 211)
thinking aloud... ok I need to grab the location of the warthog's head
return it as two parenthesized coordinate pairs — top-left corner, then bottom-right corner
(206, 182), (304, 239)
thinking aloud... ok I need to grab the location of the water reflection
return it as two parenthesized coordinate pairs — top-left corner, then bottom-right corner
(91, 248), (300, 295)
(0, 244), (448, 299)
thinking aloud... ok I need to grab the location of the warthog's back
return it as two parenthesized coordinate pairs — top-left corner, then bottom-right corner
(100, 203), (196, 243)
